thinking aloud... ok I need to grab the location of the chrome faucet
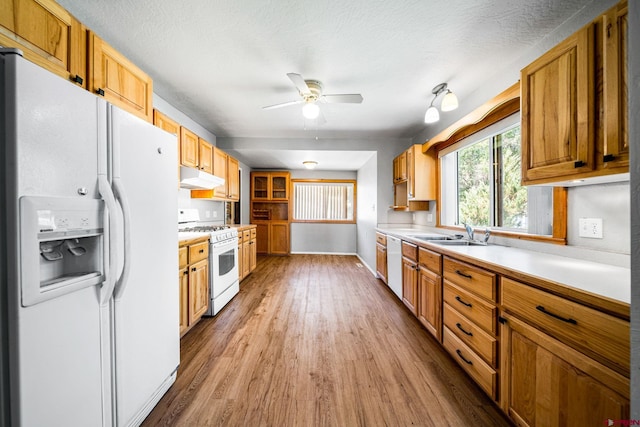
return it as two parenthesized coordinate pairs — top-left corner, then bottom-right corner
(461, 222), (474, 241)
(483, 227), (491, 244)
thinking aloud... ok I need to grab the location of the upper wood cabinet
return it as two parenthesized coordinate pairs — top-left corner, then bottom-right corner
(190, 146), (240, 201)
(601, 0), (628, 170)
(153, 109), (180, 185)
(521, 25), (595, 184)
(521, 0), (628, 185)
(251, 172), (290, 201)
(392, 144), (435, 210)
(180, 127), (199, 168)
(88, 31), (153, 122)
(212, 147), (227, 198)
(198, 138), (213, 174)
(0, 0), (87, 87)
(227, 156), (240, 201)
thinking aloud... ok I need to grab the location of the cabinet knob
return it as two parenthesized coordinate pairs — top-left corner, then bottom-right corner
(96, 88), (105, 96)
(574, 160), (585, 168)
(71, 75), (84, 85)
(603, 154), (615, 163)
(183, 270), (188, 275)
(191, 267), (196, 272)
(199, 249), (204, 253)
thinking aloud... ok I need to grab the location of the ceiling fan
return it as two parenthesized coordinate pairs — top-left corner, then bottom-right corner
(262, 73), (363, 120)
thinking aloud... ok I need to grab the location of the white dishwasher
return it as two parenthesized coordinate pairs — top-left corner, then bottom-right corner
(386, 236), (403, 300)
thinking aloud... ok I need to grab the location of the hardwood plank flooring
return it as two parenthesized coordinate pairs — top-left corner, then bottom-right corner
(143, 254), (512, 426)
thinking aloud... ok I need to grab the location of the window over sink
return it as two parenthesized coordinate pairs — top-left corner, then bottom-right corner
(439, 113), (555, 236)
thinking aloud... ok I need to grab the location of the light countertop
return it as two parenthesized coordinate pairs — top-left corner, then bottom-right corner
(376, 227), (630, 307)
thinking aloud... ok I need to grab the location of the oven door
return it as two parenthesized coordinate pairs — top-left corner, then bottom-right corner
(210, 240), (239, 298)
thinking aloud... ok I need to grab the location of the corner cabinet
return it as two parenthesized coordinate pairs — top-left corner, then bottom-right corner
(0, 0), (87, 88)
(88, 32), (153, 122)
(392, 144), (435, 211)
(521, 0), (628, 185)
(250, 171), (290, 255)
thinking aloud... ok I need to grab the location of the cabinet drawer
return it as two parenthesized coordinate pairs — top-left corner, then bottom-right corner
(178, 246), (188, 268)
(250, 228), (256, 239)
(444, 282), (497, 335)
(189, 241), (209, 263)
(418, 247), (441, 274)
(401, 241), (417, 261)
(243, 230), (251, 241)
(443, 327), (497, 400)
(501, 277), (630, 375)
(237, 233), (243, 244)
(444, 303), (497, 367)
(443, 257), (496, 301)
(376, 232), (387, 245)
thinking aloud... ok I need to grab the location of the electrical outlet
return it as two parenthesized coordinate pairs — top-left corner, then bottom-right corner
(412, 213), (416, 221)
(213, 211), (218, 218)
(578, 218), (603, 239)
(205, 211), (211, 218)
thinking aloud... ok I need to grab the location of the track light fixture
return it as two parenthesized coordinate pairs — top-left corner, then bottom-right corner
(424, 83), (458, 124)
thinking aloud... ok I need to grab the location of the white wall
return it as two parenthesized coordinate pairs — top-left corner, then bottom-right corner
(289, 170), (357, 254)
(357, 153), (378, 272)
(628, 0), (639, 418)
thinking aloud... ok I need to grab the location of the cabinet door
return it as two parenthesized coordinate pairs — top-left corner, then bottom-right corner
(0, 0), (86, 86)
(602, 1), (628, 169)
(242, 241), (251, 278)
(418, 266), (441, 341)
(198, 138), (213, 174)
(406, 147), (415, 198)
(212, 147), (228, 198)
(249, 237), (257, 271)
(180, 127), (199, 168)
(521, 25), (594, 184)
(237, 242), (244, 281)
(88, 32), (153, 122)
(251, 173), (270, 200)
(188, 259), (209, 324)
(393, 151), (407, 183)
(401, 257), (418, 315)
(255, 222), (269, 254)
(375, 243), (387, 283)
(179, 267), (189, 335)
(270, 172), (289, 200)
(227, 156), (240, 200)
(502, 314), (629, 426)
(269, 222), (289, 255)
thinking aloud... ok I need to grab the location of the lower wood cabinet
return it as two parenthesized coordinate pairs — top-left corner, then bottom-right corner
(375, 233), (387, 283)
(239, 226), (258, 281)
(417, 246), (442, 341)
(255, 222), (289, 255)
(501, 313), (629, 426)
(401, 242), (418, 315)
(179, 238), (209, 337)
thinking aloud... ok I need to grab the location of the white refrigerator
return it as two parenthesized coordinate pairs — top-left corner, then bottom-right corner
(0, 48), (179, 426)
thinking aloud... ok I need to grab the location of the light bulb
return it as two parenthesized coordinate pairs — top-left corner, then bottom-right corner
(424, 106), (439, 124)
(302, 103), (320, 119)
(441, 90), (459, 112)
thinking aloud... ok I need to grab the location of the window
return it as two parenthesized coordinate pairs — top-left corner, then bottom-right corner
(292, 180), (356, 223)
(440, 114), (554, 235)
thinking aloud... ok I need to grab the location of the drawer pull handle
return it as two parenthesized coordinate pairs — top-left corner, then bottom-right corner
(456, 323), (473, 336)
(455, 270), (472, 279)
(455, 296), (473, 308)
(191, 267), (196, 272)
(183, 270), (188, 275)
(456, 349), (473, 365)
(199, 249), (204, 253)
(536, 305), (577, 325)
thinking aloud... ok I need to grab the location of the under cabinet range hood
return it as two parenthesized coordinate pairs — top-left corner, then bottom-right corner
(179, 166), (225, 189)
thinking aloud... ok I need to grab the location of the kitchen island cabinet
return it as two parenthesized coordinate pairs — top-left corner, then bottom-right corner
(179, 236), (210, 337)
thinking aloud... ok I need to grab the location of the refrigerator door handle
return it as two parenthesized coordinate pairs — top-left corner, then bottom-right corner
(98, 175), (119, 305)
(112, 177), (132, 300)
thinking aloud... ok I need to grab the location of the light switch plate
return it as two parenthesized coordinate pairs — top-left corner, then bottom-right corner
(578, 218), (603, 238)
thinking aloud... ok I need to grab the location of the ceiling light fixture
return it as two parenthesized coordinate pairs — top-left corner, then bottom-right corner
(424, 83), (459, 124)
(302, 102), (320, 119)
(303, 161), (318, 169)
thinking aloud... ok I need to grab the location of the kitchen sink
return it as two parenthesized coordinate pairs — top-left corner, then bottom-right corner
(431, 240), (487, 246)
(406, 234), (454, 241)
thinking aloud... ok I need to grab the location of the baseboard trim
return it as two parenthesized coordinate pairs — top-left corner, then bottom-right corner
(356, 254), (377, 277)
(290, 251), (357, 256)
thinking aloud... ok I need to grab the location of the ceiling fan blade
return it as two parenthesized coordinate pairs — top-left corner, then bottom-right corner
(321, 94), (363, 104)
(287, 73), (311, 95)
(262, 100), (303, 110)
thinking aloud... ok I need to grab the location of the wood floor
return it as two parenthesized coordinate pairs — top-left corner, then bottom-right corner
(143, 254), (512, 426)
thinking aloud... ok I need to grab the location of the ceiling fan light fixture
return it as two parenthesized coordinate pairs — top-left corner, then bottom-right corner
(302, 102), (320, 119)
(424, 105), (440, 124)
(303, 161), (318, 169)
(441, 90), (459, 112)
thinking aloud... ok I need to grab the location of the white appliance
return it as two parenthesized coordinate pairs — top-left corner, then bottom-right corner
(0, 49), (179, 426)
(178, 209), (239, 316)
(386, 235), (403, 299)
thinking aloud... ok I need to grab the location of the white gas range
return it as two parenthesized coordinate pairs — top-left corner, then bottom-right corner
(178, 209), (239, 316)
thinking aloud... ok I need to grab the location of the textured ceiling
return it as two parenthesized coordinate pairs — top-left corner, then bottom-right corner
(57, 0), (590, 142)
